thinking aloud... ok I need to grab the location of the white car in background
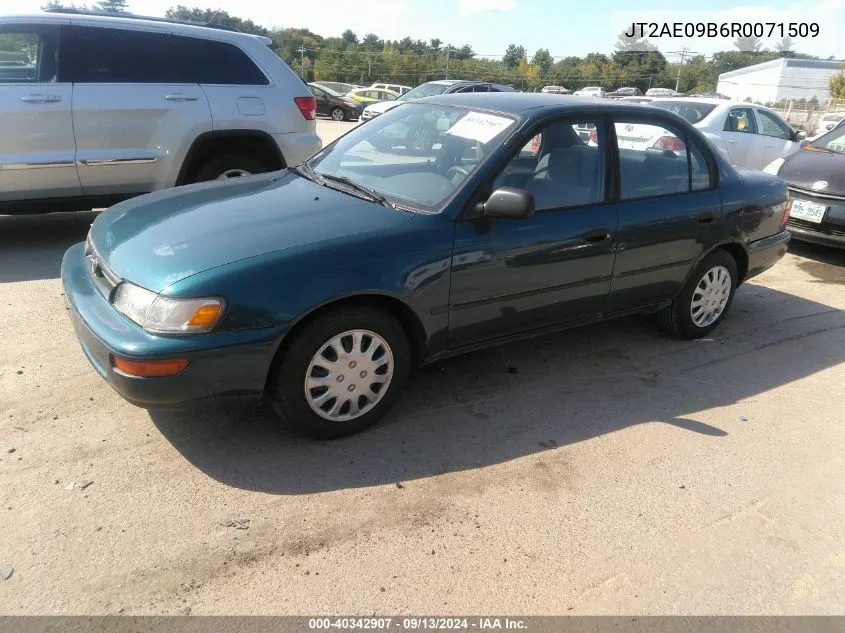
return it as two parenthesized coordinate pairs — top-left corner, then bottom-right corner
(573, 86), (605, 97)
(647, 98), (805, 171)
(810, 112), (845, 139)
(646, 87), (681, 97)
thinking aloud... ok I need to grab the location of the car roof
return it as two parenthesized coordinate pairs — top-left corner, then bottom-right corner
(417, 92), (686, 117)
(2, 11), (271, 44)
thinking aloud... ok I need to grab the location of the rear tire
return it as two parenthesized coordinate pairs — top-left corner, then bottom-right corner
(267, 306), (411, 440)
(657, 250), (738, 339)
(191, 151), (272, 183)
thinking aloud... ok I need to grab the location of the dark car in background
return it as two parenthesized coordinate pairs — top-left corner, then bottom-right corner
(62, 93), (791, 440)
(308, 83), (364, 121)
(766, 124), (845, 248)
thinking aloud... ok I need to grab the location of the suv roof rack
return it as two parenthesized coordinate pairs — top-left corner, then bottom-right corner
(42, 8), (240, 32)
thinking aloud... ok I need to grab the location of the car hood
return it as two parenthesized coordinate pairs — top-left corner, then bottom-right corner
(365, 100), (403, 115)
(778, 146), (845, 194)
(89, 170), (414, 293)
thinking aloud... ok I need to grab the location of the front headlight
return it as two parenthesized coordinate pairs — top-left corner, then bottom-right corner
(762, 158), (784, 175)
(112, 282), (225, 334)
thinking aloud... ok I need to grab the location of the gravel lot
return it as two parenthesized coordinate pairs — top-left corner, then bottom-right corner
(0, 120), (843, 615)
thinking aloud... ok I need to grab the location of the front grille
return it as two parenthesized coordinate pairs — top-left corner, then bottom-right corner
(84, 238), (120, 298)
(788, 186), (845, 202)
(787, 218), (845, 238)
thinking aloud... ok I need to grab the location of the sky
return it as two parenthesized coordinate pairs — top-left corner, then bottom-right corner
(12, 0), (845, 62)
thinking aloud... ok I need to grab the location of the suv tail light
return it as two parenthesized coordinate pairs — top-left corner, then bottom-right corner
(781, 199), (792, 227)
(653, 135), (685, 151)
(294, 96), (316, 121)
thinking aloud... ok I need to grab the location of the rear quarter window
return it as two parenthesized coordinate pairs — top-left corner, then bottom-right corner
(174, 36), (268, 86)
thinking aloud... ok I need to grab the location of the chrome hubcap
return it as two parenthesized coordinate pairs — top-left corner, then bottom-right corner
(304, 329), (394, 422)
(217, 168), (252, 180)
(690, 265), (731, 327)
(332, 109), (345, 121)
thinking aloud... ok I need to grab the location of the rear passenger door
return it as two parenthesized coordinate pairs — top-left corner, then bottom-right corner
(721, 106), (763, 169)
(608, 117), (722, 311)
(68, 25), (211, 195)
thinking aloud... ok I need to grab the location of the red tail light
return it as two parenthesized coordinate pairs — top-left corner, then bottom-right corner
(781, 199), (792, 227)
(589, 129), (597, 144)
(653, 135), (686, 151)
(294, 96), (316, 121)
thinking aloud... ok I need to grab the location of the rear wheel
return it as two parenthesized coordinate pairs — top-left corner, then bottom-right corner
(267, 306), (411, 440)
(191, 151), (272, 183)
(657, 250), (738, 339)
(330, 107), (347, 121)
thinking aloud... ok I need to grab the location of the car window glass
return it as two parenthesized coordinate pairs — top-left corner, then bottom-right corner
(724, 108), (757, 134)
(455, 85), (474, 93)
(70, 26), (175, 83)
(0, 25), (59, 83)
(473, 84), (490, 92)
(309, 104), (516, 211)
(756, 109), (792, 140)
(174, 36), (267, 85)
(494, 121), (604, 211)
(689, 142), (711, 190)
(615, 121), (693, 199)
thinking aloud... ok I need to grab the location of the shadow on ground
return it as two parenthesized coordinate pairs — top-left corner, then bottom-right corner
(0, 211), (98, 283)
(789, 240), (845, 284)
(150, 284), (845, 495)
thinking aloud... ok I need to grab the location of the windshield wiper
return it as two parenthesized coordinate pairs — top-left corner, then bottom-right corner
(291, 161), (325, 185)
(319, 173), (396, 209)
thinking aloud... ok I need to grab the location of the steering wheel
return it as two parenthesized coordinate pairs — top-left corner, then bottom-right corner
(446, 165), (471, 182)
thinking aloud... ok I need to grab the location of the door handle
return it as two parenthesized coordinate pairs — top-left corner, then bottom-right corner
(20, 94), (61, 103)
(165, 94), (199, 102)
(698, 212), (718, 224)
(585, 228), (612, 242)
(727, 139), (737, 144)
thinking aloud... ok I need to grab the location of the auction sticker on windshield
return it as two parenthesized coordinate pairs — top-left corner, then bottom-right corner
(448, 111), (514, 144)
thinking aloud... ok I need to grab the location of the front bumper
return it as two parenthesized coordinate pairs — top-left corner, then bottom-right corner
(61, 243), (284, 408)
(745, 229), (791, 280)
(785, 187), (845, 249)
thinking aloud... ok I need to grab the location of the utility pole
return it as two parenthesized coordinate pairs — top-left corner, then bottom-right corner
(673, 47), (697, 92)
(445, 46), (451, 80)
(297, 45), (308, 79)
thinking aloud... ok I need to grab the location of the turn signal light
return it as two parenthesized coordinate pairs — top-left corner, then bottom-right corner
(781, 199), (792, 227)
(653, 135), (686, 151)
(111, 356), (190, 378)
(187, 303), (222, 327)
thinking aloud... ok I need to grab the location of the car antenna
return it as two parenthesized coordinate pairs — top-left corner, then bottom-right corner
(207, 7), (222, 24)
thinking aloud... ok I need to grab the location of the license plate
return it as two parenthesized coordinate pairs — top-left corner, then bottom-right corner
(791, 199), (827, 224)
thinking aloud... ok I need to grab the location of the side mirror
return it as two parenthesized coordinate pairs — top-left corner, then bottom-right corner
(476, 187), (535, 219)
(795, 130), (806, 141)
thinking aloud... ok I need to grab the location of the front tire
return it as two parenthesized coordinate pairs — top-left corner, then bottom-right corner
(657, 250), (738, 339)
(330, 107), (347, 122)
(267, 306), (411, 440)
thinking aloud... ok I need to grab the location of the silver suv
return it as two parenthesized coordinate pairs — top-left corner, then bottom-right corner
(0, 10), (321, 214)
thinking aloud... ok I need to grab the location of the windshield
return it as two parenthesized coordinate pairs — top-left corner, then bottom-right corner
(810, 126), (845, 153)
(398, 83), (451, 102)
(649, 100), (717, 124)
(305, 103), (517, 212)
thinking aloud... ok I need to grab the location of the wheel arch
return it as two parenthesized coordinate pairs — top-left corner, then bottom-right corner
(176, 130), (286, 185)
(264, 293), (429, 392)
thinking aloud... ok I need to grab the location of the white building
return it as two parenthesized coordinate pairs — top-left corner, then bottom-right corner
(717, 58), (844, 104)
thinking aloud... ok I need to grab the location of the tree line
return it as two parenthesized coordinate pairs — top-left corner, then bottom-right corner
(38, 3), (845, 97)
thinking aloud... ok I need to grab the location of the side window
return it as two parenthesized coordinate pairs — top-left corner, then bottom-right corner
(0, 24), (60, 83)
(724, 107), (757, 134)
(174, 36), (267, 85)
(615, 121), (692, 199)
(689, 141), (712, 191)
(473, 84), (490, 92)
(756, 109), (792, 140)
(494, 120), (604, 211)
(455, 85), (474, 93)
(70, 26), (175, 83)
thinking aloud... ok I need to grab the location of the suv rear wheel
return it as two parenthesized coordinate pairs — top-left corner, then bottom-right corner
(191, 151), (272, 183)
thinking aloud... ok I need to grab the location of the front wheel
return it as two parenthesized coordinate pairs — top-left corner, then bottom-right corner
(190, 151), (272, 183)
(330, 107), (347, 121)
(267, 306), (411, 440)
(657, 250), (738, 339)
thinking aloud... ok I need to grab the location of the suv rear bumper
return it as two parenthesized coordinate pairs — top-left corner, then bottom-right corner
(274, 132), (321, 167)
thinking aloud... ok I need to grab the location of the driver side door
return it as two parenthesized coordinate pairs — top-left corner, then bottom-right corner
(447, 118), (619, 349)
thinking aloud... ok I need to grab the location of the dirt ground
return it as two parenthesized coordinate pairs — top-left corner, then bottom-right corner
(0, 120), (843, 615)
